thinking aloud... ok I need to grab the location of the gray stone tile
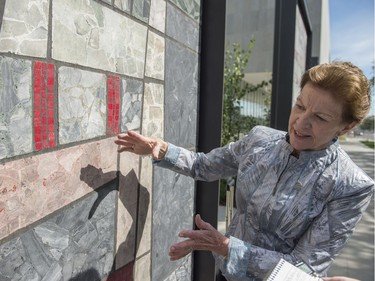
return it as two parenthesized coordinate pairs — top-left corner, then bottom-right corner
(164, 38), (199, 147)
(0, 56), (32, 160)
(132, 0), (151, 22)
(152, 166), (195, 280)
(163, 259), (192, 281)
(169, 0), (201, 22)
(166, 2), (199, 52)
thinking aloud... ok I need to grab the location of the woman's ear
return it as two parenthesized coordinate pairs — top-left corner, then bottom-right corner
(337, 121), (358, 136)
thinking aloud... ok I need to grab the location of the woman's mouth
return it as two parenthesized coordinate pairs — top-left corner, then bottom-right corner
(294, 129), (310, 138)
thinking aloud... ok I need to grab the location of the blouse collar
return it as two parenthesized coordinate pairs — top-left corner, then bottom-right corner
(283, 133), (339, 160)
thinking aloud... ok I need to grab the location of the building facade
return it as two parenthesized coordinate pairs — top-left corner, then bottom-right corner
(224, 0), (330, 129)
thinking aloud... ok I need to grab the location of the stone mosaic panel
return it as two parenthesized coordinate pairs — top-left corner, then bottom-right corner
(149, 0), (166, 33)
(0, 137), (117, 240)
(142, 82), (164, 138)
(0, 57), (32, 160)
(133, 0), (151, 22)
(0, 180), (117, 280)
(52, 0), (148, 78)
(121, 78), (144, 132)
(165, 38), (198, 147)
(0, 0), (49, 57)
(152, 166), (195, 281)
(166, 2), (200, 52)
(169, 0), (201, 22)
(145, 30), (165, 80)
(58, 67), (106, 144)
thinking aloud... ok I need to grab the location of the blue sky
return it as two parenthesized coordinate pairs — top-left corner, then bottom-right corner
(329, 0), (374, 79)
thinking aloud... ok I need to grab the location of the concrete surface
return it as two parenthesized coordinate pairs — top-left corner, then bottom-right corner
(327, 137), (374, 281)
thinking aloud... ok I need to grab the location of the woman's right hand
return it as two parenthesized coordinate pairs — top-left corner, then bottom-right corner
(114, 131), (168, 160)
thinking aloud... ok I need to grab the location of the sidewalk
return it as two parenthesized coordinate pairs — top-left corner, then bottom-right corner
(327, 137), (374, 281)
(217, 137), (374, 280)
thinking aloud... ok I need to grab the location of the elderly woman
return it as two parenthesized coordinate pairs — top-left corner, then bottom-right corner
(115, 62), (374, 280)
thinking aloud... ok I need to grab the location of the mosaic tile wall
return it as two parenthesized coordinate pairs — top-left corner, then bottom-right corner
(0, 0), (201, 280)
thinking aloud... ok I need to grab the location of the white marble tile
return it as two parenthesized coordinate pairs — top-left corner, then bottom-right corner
(134, 252), (151, 281)
(149, 0), (166, 32)
(58, 67), (106, 144)
(52, 0), (147, 78)
(145, 31), (165, 80)
(114, 0), (131, 12)
(142, 82), (164, 138)
(0, 0), (49, 57)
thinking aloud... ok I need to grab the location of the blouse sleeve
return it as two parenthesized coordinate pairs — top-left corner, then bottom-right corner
(214, 181), (374, 280)
(154, 126), (277, 182)
(154, 142), (239, 181)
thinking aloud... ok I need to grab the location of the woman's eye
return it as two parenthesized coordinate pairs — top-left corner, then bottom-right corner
(316, 115), (327, 122)
(295, 104), (304, 110)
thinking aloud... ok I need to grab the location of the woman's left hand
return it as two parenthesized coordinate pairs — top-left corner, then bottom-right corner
(169, 214), (229, 261)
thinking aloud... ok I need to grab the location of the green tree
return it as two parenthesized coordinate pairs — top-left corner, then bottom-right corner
(220, 38), (271, 204)
(222, 39), (254, 145)
(222, 38), (271, 146)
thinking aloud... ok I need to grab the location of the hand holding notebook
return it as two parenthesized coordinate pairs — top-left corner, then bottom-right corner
(264, 259), (323, 281)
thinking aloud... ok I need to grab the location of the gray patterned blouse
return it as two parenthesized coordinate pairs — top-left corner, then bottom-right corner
(155, 126), (374, 281)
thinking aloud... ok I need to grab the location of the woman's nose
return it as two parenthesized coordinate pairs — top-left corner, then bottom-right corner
(296, 113), (311, 129)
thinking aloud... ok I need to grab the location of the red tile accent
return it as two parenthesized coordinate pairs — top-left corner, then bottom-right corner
(107, 75), (121, 135)
(33, 61), (55, 151)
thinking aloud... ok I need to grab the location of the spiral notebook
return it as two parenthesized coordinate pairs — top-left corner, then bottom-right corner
(264, 259), (323, 281)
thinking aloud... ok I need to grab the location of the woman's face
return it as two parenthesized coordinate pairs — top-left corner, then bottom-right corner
(288, 82), (355, 153)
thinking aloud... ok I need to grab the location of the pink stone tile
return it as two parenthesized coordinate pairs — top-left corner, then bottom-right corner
(0, 137), (118, 240)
